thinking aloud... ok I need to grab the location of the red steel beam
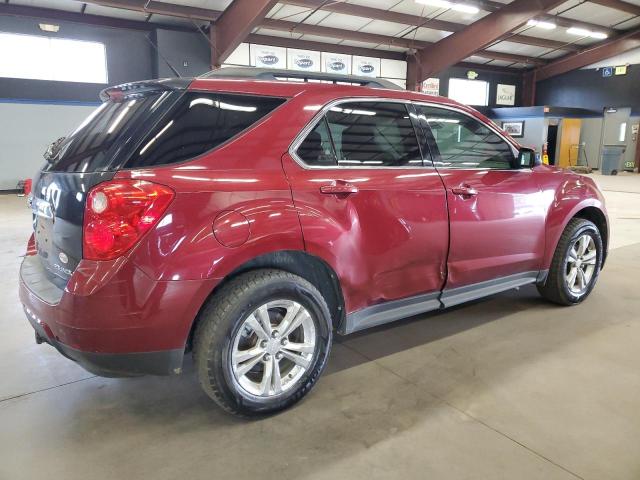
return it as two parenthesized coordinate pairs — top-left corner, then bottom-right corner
(587, 0), (640, 16)
(535, 28), (640, 81)
(416, 0), (567, 80)
(211, 0), (278, 67)
(454, 0), (616, 34)
(280, 0), (579, 52)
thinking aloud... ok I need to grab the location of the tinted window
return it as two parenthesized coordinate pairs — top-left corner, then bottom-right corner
(44, 92), (171, 172)
(325, 102), (422, 167)
(416, 106), (515, 169)
(129, 93), (285, 168)
(297, 118), (336, 166)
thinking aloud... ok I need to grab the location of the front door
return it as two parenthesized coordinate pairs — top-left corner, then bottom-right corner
(282, 100), (449, 317)
(415, 104), (546, 292)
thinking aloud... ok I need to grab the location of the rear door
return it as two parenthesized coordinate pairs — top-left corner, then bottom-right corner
(282, 100), (449, 319)
(415, 104), (546, 293)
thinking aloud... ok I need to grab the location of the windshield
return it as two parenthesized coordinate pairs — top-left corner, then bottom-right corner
(43, 91), (174, 172)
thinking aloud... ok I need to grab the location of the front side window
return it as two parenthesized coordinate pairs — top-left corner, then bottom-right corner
(416, 106), (515, 170)
(129, 93), (286, 168)
(325, 102), (422, 167)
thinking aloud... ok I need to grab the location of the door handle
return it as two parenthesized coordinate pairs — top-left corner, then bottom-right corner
(451, 185), (479, 197)
(320, 182), (359, 196)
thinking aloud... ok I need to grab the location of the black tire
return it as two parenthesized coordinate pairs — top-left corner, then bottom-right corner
(193, 269), (332, 416)
(537, 218), (603, 306)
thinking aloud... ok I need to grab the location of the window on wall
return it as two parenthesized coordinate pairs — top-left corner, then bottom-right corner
(0, 33), (107, 83)
(448, 78), (489, 106)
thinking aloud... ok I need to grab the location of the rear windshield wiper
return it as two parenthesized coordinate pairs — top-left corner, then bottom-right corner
(43, 137), (66, 163)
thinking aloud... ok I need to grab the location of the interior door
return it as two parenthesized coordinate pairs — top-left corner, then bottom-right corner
(600, 107), (631, 169)
(415, 104), (546, 291)
(282, 100), (449, 315)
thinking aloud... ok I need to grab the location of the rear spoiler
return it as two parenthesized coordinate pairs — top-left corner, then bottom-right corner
(99, 78), (192, 102)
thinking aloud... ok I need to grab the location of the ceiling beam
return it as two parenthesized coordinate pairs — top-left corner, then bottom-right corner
(77, 0), (221, 21)
(246, 33), (406, 61)
(260, 18), (544, 65)
(454, 0), (617, 34)
(415, 0), (566, 81)
(534, 27), (640, 81)
(0, 2), (193, 32)
(279, 0), (579, 52)
(211, 0), (278, 67)
(587, 0), (640, 16)
(261, 18), (427, 50)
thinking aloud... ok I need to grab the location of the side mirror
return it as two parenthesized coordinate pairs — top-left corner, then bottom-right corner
(517, 148), (539, 169)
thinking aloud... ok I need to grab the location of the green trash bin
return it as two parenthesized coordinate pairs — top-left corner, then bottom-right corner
(600, 145), (626, 175)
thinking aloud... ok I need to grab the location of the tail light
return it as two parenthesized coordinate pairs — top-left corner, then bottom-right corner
(83, 180), (174, 261)
(26, 233), (37, 256)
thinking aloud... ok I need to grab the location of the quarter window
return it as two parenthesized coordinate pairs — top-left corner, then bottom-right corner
(416, 106), (515, 169)
(129, 93), (285, 168)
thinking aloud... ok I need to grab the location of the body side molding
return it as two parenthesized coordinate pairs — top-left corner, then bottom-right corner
(342, 270), (547, 335)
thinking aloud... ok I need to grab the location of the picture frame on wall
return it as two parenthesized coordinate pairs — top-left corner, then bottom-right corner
(502, 121), (525, 138)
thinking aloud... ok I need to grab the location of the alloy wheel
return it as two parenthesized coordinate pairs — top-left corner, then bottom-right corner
(565, 234), (597, 295)
(230, 300), (317, 398)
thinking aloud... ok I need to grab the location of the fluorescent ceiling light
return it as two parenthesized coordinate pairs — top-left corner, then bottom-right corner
(527, 19), (556, 30)
(39, 23), (60, 33)
(415, 0), (480, 14)
(590, 31), (608, 39)
(567, 27), (608, 39)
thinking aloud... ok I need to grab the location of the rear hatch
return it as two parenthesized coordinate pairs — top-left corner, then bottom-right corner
(31, 80), (188, 286)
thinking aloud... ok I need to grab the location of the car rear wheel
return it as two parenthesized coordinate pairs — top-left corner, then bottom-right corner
(537, 218), (603, 306)
(193, 269), (332, 416)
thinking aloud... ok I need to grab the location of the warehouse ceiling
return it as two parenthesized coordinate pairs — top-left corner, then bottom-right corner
(3, 0), (640, 72)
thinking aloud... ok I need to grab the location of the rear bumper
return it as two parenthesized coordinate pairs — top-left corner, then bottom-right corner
(19, 255), (218, 377)
(26, 308), (183, 377)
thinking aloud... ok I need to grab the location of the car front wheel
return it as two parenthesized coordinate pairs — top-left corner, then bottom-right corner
(193, 269), (332, 416)
(538, 218), (603, 306)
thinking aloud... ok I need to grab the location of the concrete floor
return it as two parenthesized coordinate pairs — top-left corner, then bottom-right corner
(1, 173), (639, 480)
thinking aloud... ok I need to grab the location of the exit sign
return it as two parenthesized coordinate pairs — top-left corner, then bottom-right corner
(615, 65), (628, 75)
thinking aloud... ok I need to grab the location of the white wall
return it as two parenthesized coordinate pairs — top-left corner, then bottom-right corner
(0, 100), (96, 189)
(223, 42), (407, 88)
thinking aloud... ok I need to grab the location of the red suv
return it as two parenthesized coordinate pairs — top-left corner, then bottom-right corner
(20, 68), (608, 416)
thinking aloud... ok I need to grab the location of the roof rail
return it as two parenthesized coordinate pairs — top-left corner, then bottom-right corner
(199, 67), (402, 90)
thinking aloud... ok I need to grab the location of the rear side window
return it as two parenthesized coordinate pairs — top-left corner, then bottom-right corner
(325, 102), (422, 167)
(128, 93), (286, 168)
(44, 93), (171, 172)
(416, 106), (515, 169)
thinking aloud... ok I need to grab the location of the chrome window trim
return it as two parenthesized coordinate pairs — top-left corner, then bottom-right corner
(289, 97), (526, 172)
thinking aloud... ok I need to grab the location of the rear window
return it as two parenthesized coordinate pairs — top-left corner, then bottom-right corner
(44, 92), (173, 172)
(126, 92), (286, 168)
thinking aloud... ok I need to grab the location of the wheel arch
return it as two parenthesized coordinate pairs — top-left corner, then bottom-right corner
(544, 198), (609, 272)
(186, 250), (346, 350)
